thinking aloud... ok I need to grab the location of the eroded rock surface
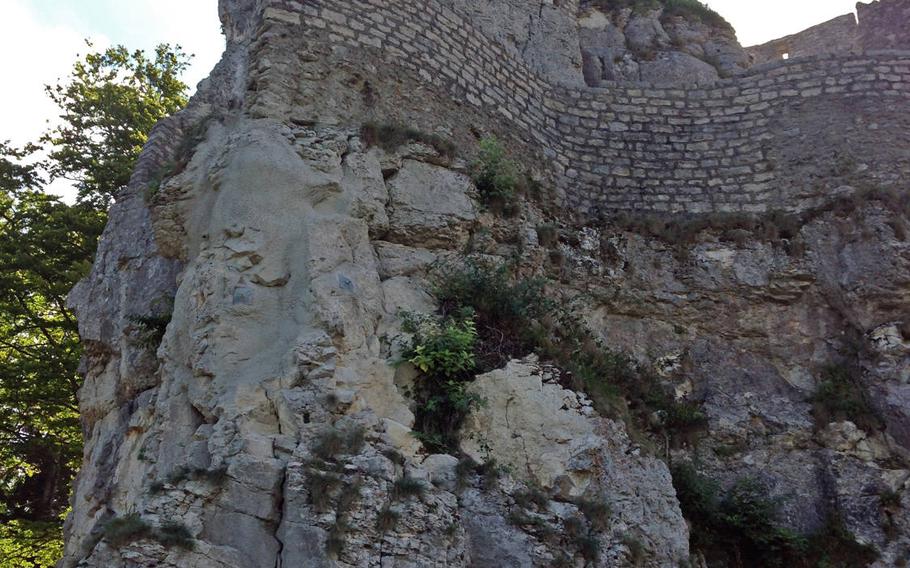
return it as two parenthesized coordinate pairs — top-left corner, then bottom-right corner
(61, 1), (910, 567)
(578, 3), (749, 86)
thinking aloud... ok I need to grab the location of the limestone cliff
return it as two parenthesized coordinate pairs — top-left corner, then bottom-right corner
(62, 1), (910, 567)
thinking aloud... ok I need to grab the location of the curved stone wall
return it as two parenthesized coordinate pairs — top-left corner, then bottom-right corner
(260, 0), (910, 215)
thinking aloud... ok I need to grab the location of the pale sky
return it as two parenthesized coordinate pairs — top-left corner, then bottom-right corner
(0, 0), (860, 199)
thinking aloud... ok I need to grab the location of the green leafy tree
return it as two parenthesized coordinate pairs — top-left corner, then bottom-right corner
(0, 142), (105, 567)
(42, 43), (191, 208)
(0, 42), (190, 567)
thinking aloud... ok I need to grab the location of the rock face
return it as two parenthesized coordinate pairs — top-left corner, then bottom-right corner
(577, 3), (749, 86)
(61, 1), (910, 567)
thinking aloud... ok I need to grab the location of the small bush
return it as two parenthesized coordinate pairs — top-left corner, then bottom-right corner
(312, 425), (366, 461)
(392, 475), (425, 501)
(719, 478), (806, 559)
(576, 497), (611, 531)
(811, 366), (882, 433)
(563, 515), (587, 539)
(164, 465), (229, 486)
(316, 480), (362, 556)
(103, 514), (194, 551)
(325, 521), (347, 557)
(668, 463), (879, 567)
(536, 224), (560, 248)
(880, 488), (902, 509)
(103, 514), (154, 547)
(433, 260), (550, 370)
(127, 310), (173, 348)
(361, 122), (456, 160)
(400, 311), (477, 376)
(471, 137), (524, 216)
(513, 487), (550, 510)
(476, 459), (503, 491)
(804, 515), (879, 567)
(307, 471), (342, 512)
(455, 456), (478, 490)
(622, 534), (646, 566)
(156, 521), (194, 550)
(433, 259), (706, 444)
(376, 506), (400, 532)
(663, 400), (709, 430)
(336, 479), (362, 515)
(577, 534), (600, 562)
(400, 309), (483, 452)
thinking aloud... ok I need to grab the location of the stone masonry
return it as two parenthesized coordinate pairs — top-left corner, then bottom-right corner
(249, 0), (910, 216)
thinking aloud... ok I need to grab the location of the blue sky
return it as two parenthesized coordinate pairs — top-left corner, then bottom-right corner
(0, 0), (859, 199)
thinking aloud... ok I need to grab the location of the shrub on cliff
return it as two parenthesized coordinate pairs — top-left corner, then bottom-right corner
(471, 137), (522, 216)
(360, 122), (456, 160)
(398, 310), (483, 452)
(432, 259), (706, 445)
(671, 463), (878, 567)
(811, 365), (882, 433)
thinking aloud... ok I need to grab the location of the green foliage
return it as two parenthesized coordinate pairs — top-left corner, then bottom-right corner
(1, 42), (190, 563)
(720, 478), (806, 558)
(0, 143), (105, 560)
(671, 463), (876, 567)
(879, 488), (901, 509)
(101, 514), (194, 551)
(507, 509), (548, 529)
(433, 259), (706, 443)
(360, 122), (456, 160)
(42, 43), (191, 208)
(401, 312), (477, 376)
(471, 137), (527, 216)
(399, 309), (484, 453)
(325, 521), (347, 557)
(576, 533), (600, 562)
(433, 260), (550, 370)
(127, 298), (174, 349)
(0, 519), (65, 568)
(671, 464), (804, 566)
(804, 515), (879, 568)
(811, 366), (882, 432)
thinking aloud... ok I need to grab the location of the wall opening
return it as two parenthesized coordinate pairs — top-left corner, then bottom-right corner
(782, 52), (790, 60)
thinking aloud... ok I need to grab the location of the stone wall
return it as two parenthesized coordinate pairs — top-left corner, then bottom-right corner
(746, 14), (858, 64)
(858, 0), (910, 50)
(258, 0), (910, 215)
(749, 0), (910, 65)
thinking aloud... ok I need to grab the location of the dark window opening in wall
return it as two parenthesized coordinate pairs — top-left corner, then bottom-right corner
(782, 52), (790, 60)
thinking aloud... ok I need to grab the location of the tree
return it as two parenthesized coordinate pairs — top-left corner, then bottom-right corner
(42, 43), (191, 209)
(0, 43), (191, 567)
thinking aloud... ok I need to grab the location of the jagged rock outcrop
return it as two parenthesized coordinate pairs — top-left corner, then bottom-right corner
(62, 0), (910, 567)
(577, 2), (749, 86)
